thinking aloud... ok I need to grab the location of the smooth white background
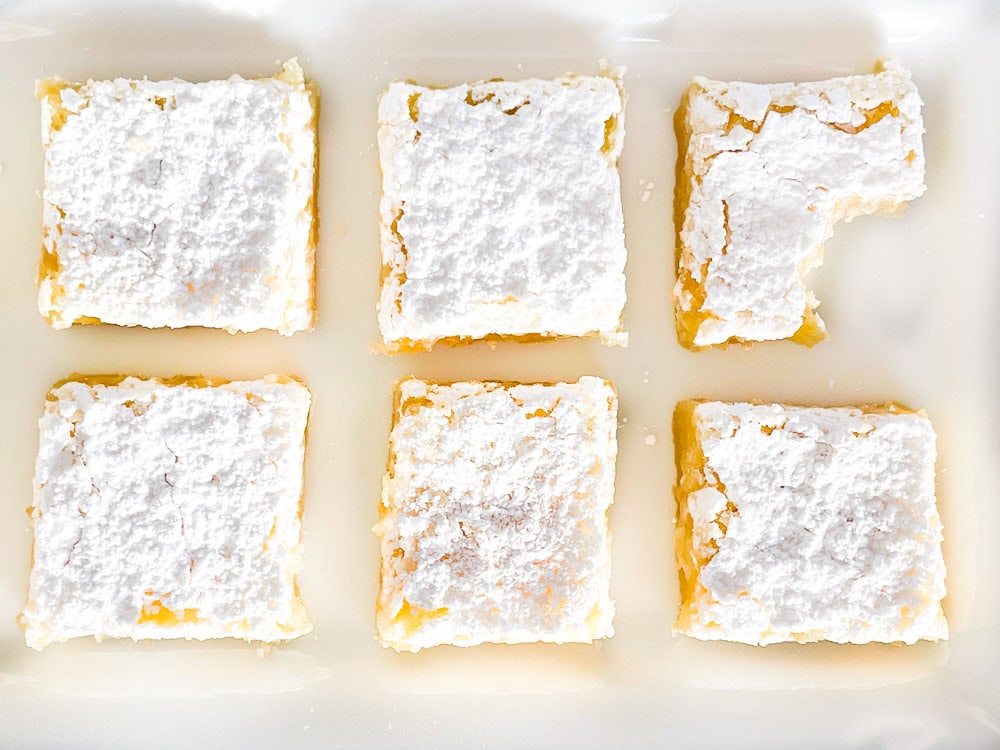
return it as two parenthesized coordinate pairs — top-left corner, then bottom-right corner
(0, 0), (997, 747)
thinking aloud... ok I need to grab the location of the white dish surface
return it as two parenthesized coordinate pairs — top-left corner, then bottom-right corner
(0, 0), (998, 747)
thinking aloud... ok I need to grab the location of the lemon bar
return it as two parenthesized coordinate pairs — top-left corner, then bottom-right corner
(375, 377), (618, 651)
(38, 60), (317, 335)
(673, 400), (947, 645)
(376, 70), (627, 352)
(20, 375), (312, 650)
(673, 58), (925, 349)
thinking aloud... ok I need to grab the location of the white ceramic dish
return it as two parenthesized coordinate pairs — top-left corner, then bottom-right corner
(0, 0), (997, 746)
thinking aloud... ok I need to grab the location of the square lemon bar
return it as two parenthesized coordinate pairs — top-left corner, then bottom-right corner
(21, 375), (312, 650)
(673, 400), (947, 645)
(377, 70), (627, 352)
(375, 377), (618, 651)
(37, 60), (317, 335)
(673, 58), (925, 349)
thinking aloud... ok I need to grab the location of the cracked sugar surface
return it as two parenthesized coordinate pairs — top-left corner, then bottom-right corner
(376, 73), (627, 349)
(376, 377), (617, 651)
(675, 402), (947, 646)
(38, 63), (315, 335)
(22, 376), (312, 650)
(674, 58), (925, 349)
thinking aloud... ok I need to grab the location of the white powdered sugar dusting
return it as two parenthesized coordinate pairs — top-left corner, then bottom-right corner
(377, 73), (627, 349)
(38, 60), (315, 335)
(676, 401), (947, 645)
(674, 58), (925, 347)
(376, 377), (618, 651)
(21, 376), (312, 650)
